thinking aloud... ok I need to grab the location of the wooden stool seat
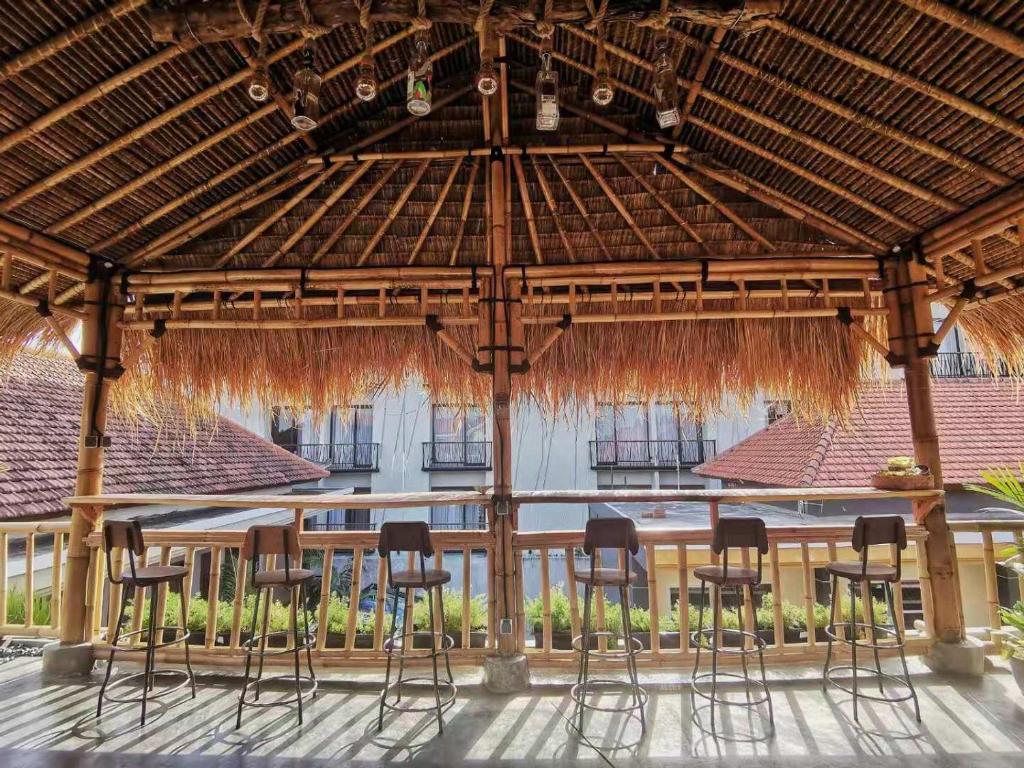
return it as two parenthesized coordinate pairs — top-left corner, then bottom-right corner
(389, 567), (451, 588)
(574, 567), (637, 586)
(252, 567), (315, 586)
(825, 560), (899, 582)
(693, 564), (759, 586)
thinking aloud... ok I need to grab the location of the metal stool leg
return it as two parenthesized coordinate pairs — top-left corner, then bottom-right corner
(757, 591), (774, 727)
(291, 587), (304, 725)
(691, 580), (707, 679)
(180, 577), (196, 700)
(140, 585), (158, 725)
(254, 586), (271, 701)
(427, 585), (444, 735)
(737, 586), (753, 704)
(301, 581), (317, 697)
(886, 581), (920, 722)
(709, 583), (721, 732)
(866, 581), (884, 694)
(236, 585), (262, 729)
(97, 585), (130, 718)
(576, 583), (593, 731)
(394, 587), (413, 704)
(848, 580), (859, 722)
(378, 583), (401, 732)
(619, 585), (645, 733)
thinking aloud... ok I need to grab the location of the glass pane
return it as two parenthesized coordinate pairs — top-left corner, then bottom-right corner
(653, 402), (680, 441)
(354, 405), (373, 443)
(433, 405), (460, 442)
(465, 407), (486, 442)
(615, 403), (648, 442)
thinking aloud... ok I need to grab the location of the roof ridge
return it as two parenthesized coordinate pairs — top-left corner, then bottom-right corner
(796, 421), (837, 487)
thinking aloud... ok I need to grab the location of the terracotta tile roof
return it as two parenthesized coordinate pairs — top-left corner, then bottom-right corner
(695, 378), (1024, 488)
(0, 352), (327, 520)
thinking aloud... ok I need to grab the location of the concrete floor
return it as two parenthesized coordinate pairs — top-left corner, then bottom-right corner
(0, 654), (1022, 767)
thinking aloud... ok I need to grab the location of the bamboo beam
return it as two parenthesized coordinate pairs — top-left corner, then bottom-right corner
(0, 217), (90, 267)
(578, 154), (660, 260)
(666, 27), (1010, 186)
(0, 0), (147, 82)
(563, 25), (961, 211)
(309, 163), (403, 267)
(0, 42), (196, 163)
(264, 161), (375, 269)
(680, 26), (726, 128)
(526, 317), (571, 366)
(687, 117), (921, 233)
(895, 0), (1024, 60)
(128, 265), (490, 287)
(356, 159), (432, 267)
(511, 155), (544, 264)
(318, 142), (679, 165)
(537, 84), (888, 252)
(529, 156), (576, 263)
(513, 255), (876, 280)
(146, 0), (779, 42)
(0, 284), (86, 321)
(449, 158), (480, 265)
(921, 186), (1024, 259)
(408, 160), (462, 266)
(848, 321), (891, 361)
(546, 156), (613, 261)
(769, 19), (1024, 142)
(529, 306), (886, 325)
(618, 156), (708, 253)
(427, 317), (478, 366)
(930, 297), (968, 349)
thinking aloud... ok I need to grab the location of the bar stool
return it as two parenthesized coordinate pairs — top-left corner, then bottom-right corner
(690, 517), (773, 732)
(822, 515), (920, 722)
(97, 520), (196, 726)
(377, 521), (455, 735)
(235, 525), (318, 729)
(572, 516), (647, 734)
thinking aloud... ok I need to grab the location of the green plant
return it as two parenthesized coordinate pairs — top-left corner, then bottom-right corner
(526, 585), (582, 634)
(5, 587), (51, 626)
(967, 465), (1024, 512)
(324, 594), (349, 634)
(755, 594), (809, 631)
(411, 589), (487, 634)
(999, 601), (1024, 660)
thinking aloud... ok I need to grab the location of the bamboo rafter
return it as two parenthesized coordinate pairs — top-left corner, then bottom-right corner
(511, 155), (544, 264)
(356, 159), (433, 267)
(408, 160), (463, 266)
(894, 0), (1024, 60)
(546, 156), (613, 261)
(578, 154), (660, 260)
(617, 156), (709, 254)
(529, 156), (576, 263)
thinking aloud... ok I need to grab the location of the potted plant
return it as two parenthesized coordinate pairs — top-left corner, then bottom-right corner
(755, 594), (806, 645)
(528, 588), (576, 650)
(411, 589), (487, 648)
(629, 605), (681, 650)
(999, 603), (1024, 692)
(872, 455), (933, 490)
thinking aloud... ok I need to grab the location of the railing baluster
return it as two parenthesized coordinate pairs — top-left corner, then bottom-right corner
(181, 546), (195, 625)
(130, 547), (150, 644)
(0, 532), (7, 625)
(540, 547), (551, 655)
(22, 533), (34, 627)
(205, 546), (222, 649)
(515, 547), (526, 651)
(49, 532), (63, 630)
(917, 537), (935, 638)
(826, 541), (844, 641)
(890, 542), (906, 637)
(345, 547), (364, 652)
(486, 545), (495, 649)
(741, 546), (755, 650)
(105, 547), (123, 640)
(85, 546), (100, 642)
(677, 544), (688, 655)
(230, 551), (249, 649)
(800, 543), (815, 647)
(433, 547), (444, 642)
(644, 543), (660, 654)
(769, 541), (784, 649)
(316, 548), (333, 652)
(595, 549), (607, 653)
(403, 551), (415, 638)
(564, 546), (581, 642)
(1016, 532), (1024, 600)
(461, 546), (471, 649)
(154, 546), (171, 636)
(374, 553), (387, 651)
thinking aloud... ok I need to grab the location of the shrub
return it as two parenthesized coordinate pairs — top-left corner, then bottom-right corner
(413, 589), (487, 634)
(526, 585), (581, 633)
(5, 588), (51, 626)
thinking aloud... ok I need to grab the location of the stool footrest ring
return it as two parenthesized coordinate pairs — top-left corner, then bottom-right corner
(239, 674), (318, 709)
(241, 630), (316, 656)
(570, 678), (649, 714)
(571, 631), (642, 659)
(380, 677), (457, 714)
(690, 627), (767, 655)
(691, 671), (772, 708)
(109, 625), (190, 652)
(824, 621), (901, 649)
(100, 668), (193, 705)
(823, 665), (917, 704)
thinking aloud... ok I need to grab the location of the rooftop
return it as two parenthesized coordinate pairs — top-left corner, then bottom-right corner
(0, 352), (327, 519)
(695, 378), (1024, 488)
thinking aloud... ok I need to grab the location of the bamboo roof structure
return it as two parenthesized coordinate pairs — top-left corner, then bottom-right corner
(2, 0), (1024, 418)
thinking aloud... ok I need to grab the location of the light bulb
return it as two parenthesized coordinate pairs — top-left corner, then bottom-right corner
(591, 72), (614, 106)
(355, 61), (378, 102)
(247, 65), (270, 102)
(476, 58), (499, 96)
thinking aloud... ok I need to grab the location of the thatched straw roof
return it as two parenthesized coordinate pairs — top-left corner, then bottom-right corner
(1, 1), (1023, 417)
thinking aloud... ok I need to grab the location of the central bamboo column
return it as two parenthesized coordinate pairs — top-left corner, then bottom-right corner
(888, 255), (965, 644)
(60, 274), (124, 646)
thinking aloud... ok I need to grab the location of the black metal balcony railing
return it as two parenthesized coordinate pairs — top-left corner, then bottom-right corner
(281, 442), (380, 472)
(590, 439), (717, 470)
(422, 441), (492, 471)
(929, 351), (1010, 378)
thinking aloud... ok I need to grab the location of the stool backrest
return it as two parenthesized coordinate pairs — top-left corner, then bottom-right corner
(712, 517), (768, 584)
(852, 515), (906, 580)
(103, 519), (145, 584)
(582, 516), (639, 583)
(242, 525), (302, 587)
(378, 521), (433, 586)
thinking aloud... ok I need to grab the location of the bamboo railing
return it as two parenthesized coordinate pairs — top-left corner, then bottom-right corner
(514, 522), (933, 667)
(0, 520), (71, 639)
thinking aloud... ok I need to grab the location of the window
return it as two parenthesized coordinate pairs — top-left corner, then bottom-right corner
(331, 405), (374, 467)
(271, 407), (301, 447)
(431, 405), (487, 465)
(595, 402), (649, 464)
(765, 400), (791, 426)
(429, 486), (486, 529)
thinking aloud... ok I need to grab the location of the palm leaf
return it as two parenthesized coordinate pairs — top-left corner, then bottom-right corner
(965, 464), (1024, 511)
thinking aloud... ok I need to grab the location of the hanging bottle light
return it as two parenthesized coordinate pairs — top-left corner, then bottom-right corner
(476, 57), (499, 97)
(291, 40), (322, 131)
(591, 70), (614, 107)
(652, 36), (680, 130)
(355, 60), (379, 102)
(535, 50), (559, 131)
(248, 62), (270, 102)
(406, 32), (433, 116)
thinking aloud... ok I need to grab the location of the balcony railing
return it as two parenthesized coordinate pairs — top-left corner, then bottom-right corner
(281, 442), (380, 472)
(422, 441), (492, 471)
(589, 439), (716, 470)
(930, 351), (1010, 378)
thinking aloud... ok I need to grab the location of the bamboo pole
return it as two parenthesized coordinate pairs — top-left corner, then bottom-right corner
(462, 546), (471, 649)
(205, 547), (222, 649)
(511, 155), (544, 264)
(230, 553), (249, 649)
(356, 159), (432, 267)
(769, 18), (1024, 142)
(547, 156), (614, 260)
(409, 160), (462, 266)
(449, 158), (480, 265)
(0, 532), (9, 628)
(529, 156), (577, 262)
(565, 547), (581, 642)
(373, 553), (387, 651)
(578, 154), (661, 260)
(49, 532), (63, 630)
(23, 534), (34, 627)
(800, 543), (815, 647)
(769, 542), (784, 648)
(900, 0), (1024, 59)
(618, 156), (708, 252)
(645, 543), (661, 654)
(677, 544), (688, 655)
(344, 547), (364, 651)
(540, 548), (552, 655)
